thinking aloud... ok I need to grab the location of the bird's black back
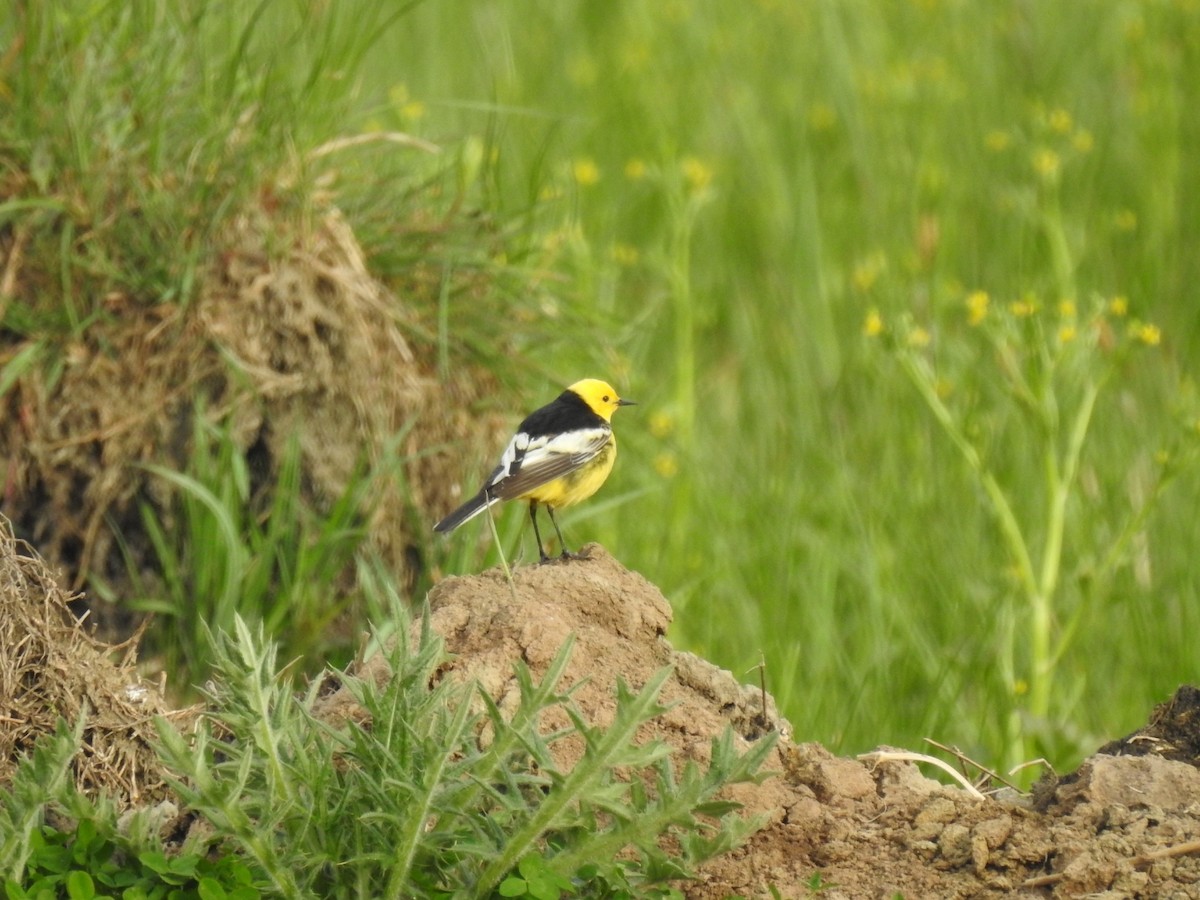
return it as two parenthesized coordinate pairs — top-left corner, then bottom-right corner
(518, 389), (605, 437)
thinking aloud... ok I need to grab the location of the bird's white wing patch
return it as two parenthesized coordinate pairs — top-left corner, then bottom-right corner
(486, 427), (611, 500)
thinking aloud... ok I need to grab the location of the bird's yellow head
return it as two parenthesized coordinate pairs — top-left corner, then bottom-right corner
(568, 378), (635, 422)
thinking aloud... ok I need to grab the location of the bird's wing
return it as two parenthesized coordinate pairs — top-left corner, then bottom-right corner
(485, 426), (611, 500)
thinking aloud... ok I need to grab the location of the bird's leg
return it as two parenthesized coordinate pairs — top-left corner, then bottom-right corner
(529, 502), (552, 564)
(546, 506), (577, 560)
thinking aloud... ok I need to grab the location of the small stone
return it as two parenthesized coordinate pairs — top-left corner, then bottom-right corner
(971, 833), (990, 875)
(908, 822), (943, 844)
(938, 823), (973, 868)
(915, 796), (959, 826)
(974, 814), (1013, 850)
(908, 839), (938, 859)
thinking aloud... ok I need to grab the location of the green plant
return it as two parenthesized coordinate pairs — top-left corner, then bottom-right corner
(873, 292), (1193, 767)
(155, 613), (776, 898)
(496, 855), (574, 899)
(802, 871), (839, 896)
(0, 719), (83, 881)
(4, 823), (259, 900)
(0, 718), (260, 899)
(104, 411), (401, 689)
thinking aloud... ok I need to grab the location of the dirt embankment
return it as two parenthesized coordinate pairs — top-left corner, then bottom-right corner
(410, 545), (1200, 899)
(5, 521), (1200, 898)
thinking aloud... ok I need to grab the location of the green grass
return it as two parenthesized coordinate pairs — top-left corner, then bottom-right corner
(6, 0), (1200, 784)
(98, 411), (404, 691)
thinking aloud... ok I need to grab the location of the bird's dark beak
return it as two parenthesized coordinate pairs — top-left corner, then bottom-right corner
(618, 398), (637, 407)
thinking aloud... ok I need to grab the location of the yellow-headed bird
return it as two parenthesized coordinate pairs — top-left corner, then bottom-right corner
(434, 378), (635, 562)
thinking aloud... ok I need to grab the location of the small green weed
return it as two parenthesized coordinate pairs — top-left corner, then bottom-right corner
(497, 854), (574, 899)
(155, 613), (776, 898)
(802, 871), (839, 895)
(4, 823), (258, 900)
(0, 719), (82, 881)
(0, 719), (260, 900)
(101, 411), (401, 691)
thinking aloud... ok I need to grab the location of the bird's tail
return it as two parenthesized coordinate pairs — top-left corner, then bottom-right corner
(433, 489), (499, 533)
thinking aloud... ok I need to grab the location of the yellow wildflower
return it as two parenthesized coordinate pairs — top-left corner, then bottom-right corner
(908, 327), (931, 348)
(1135, 322), (1161, 346)
(624, 158), (647, 181)
(1048, 108), (1073, 133)
(1009, 298), (1037, 317)
(1032, 148), (1061, 179)
(654, 452), (679, 479)
(1058, 325), (1076, 344)
(1058, 299), (1076, 319)
(1109, 296), (1128, 317)
(852, 253), (886, 292)
(572, 158), (601, 187)
(966, 290), (989, 325)
(649, 411), (675, 438)
(1072, 129), (1094, 153)
(863, 310), (884, 337)
(681, 156), (714, 192)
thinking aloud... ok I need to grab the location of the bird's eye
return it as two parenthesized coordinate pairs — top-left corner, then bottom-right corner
(602, 395), (610, 402)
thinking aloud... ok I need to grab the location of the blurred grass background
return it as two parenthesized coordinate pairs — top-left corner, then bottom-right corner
(5, 0), (1200, 776)
(394, 0), (1200, 771)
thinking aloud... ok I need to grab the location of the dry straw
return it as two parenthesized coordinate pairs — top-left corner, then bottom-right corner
(0, 513), (191, 809)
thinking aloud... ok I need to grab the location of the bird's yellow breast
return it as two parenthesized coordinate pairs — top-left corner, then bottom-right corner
(519, 438), (616, 508)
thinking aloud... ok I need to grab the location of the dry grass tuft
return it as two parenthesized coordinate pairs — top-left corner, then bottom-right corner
(0, 197), (501, 615)
(0, 512), (189, 808)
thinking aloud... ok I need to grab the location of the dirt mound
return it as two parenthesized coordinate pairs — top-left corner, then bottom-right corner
(390, 545), (1200, 899)
(6, 526), (1200, 897)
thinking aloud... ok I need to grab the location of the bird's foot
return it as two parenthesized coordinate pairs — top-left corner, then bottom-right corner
(535, 548), (581, 564)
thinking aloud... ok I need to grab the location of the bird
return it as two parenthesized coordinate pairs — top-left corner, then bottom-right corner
(434, 378), (635, 562)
